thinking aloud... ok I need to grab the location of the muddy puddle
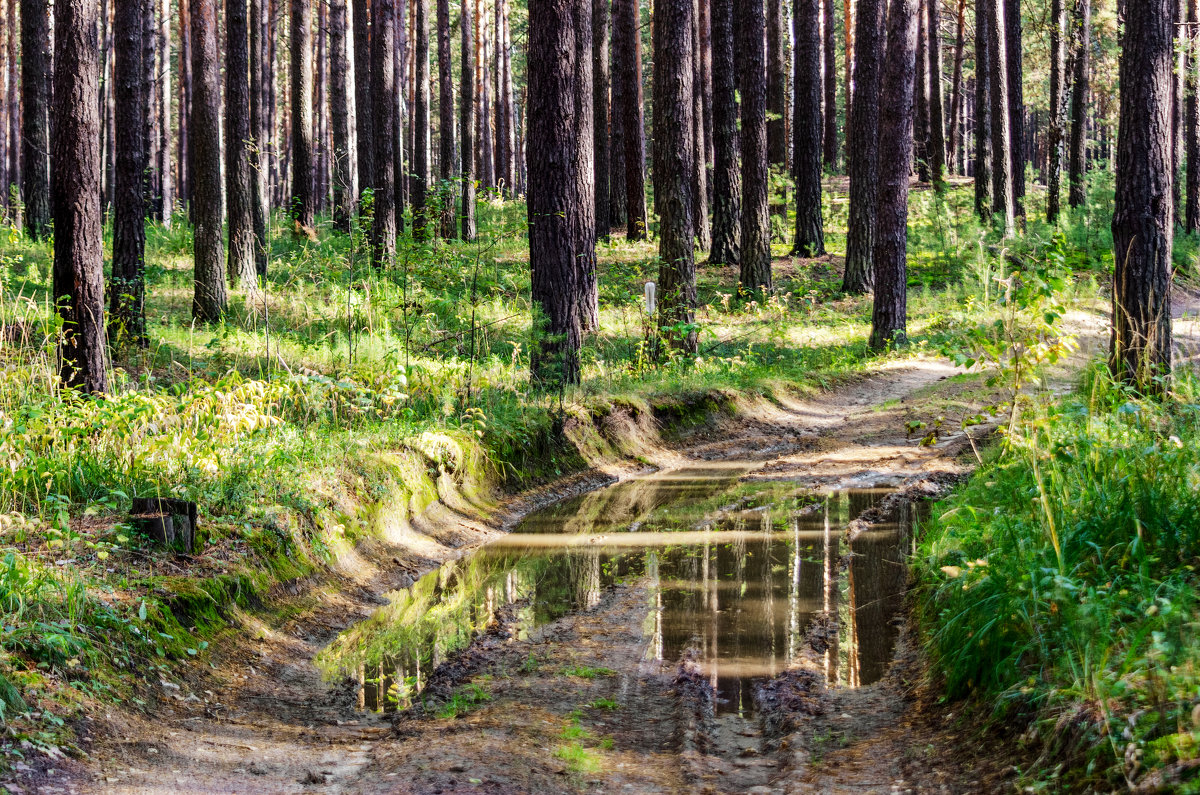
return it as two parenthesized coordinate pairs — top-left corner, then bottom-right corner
(319, 465), (923, 722)
(316, 468), (916, 720)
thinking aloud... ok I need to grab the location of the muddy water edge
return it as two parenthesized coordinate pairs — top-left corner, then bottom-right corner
(323, 464), (932, 793)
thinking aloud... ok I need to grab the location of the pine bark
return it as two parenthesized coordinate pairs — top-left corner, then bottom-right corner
(190, 0), (227, 321)
(159, 0), (174, 220)
(946, 0), (965, 173)
(330, 0), (357, 232)
(926, 0), (946, 185)
(573, 0), (598, 330)
(528, 0), (583, 386)
(708, 0), (740, 264)
(692, 0), (710, 252)
(1068, 0), (1090, 208)
(111, 0), (148, 346)
(974, 0), (992, 218)
(20, 0), (51, 239)
(250, 0), (267, 271)
(793, 0), (825, 256)
(315, 0), (329, 214)
(1047, 0), (1066, 222)
(842, 0), (885, 293)
(499, 0), (517, 192)
(478, 0), (494, 189)
(594, 0), (611, 239)
(372, 0), (398, 263)
(613, 0), (648, 239)
(227, 0), (257, 288)
(53, 0), (106, 393)
(611, 11), (628, 227)
(7, 0), (20, 221)
(869, 0), (918, 350)
(413, 0), (431, 237)
(353, 0), (374, 195)
(462, 0), (477, 240)
(738, 0), (771, 292)
(290, 0), (314, 227)
(986, 0), (1014, 235)
(823, 0), (838, 169)
(915, 6), (930, 182)
(1111, 0), (1174, 388)
(437, 0), (456, 237)
(1004, 0), (1023, 218)
(179, 0), (190, 205)
(766, 0), (787, 167)
(1186, 0), (1199, 231)
(654, 0), (698, 352)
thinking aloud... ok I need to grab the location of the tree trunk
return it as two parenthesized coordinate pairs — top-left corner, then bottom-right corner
(1068, 0), (1090, 208)
(613, 0), (648, 239)
(793, 0), (824, 255)
(290, 0), (314, 227)
(227, 0), (256, 287)
(143, 0), (158, 224)
(926, 0), (946, 185)
(528, 0), (583, 386)
(499, 0), (517, 192)
(946, 0), (965, 174)
(1175, 0), (1187, 221)
(53, 0), (106, 393)
(692, 0), (710, 252)
(394, 0), (407, 231)
(330, 0), (357, 232)
(610, 8), (628, 227)
(842, 0), (885, 293)
(372, 0), (398, 263)
(654, 0), (698, 352)
(1047, 0), (1066, 222)
(869, 0), (918, 350)
(823, 0), (838, 169)
(437, 0), (456, 237)
(190, 0), (227, 321)
(413, 0), (431, 238)
(111, 0), (147, 346)
(738, 0), (771, 292)
(709, 0), (740, 264)
(462, 0), (477, 240)
(20, 0), (51, 239)
(478, 0), (494, 190)
(1186, 0), (1199, 231)
(594, 0), (611, 239)
(973, 0), (992, 218)
(1111, 0), (1173, 389)
(699, 0), (714, 195)
(7, 0), (21, 225)
(573, 0), (598, 330)
(315, 0), (329, 214)
(986, 0), (1014, 235)
(766, 0), (787, 167)
(1004, 0), (1023, 218)
(179, 0), (191, 206)
(914, 5), (930, 182)
(352, 0), (373, 196)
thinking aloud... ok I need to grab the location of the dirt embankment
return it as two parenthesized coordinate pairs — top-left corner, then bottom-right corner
(35, 359), (1019, 795)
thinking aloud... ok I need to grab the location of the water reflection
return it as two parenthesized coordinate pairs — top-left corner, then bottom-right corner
(319, 468), (919, 717)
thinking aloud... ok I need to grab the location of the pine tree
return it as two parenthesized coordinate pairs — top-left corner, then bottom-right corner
(372, 0), (398, 263)
(291, 0), (315, 228)
(1048, 0), (1067, 223)
(462, 0), (478, 240)
(190, 0), (227, 322)
(20, 0), (51, 240)
(792, 0), (825, 256)
(227, 0), (257, 287)
(708, 0), (740, 265)
(737, 0), (771, 292)
(842, 0), (886, 293)
(613, 0), (648, 239)
(413, 0), (432, 238)
(1068, 0), (1090, 208)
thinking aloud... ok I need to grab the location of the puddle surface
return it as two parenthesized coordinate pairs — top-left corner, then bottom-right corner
(320, 467), (921, 717)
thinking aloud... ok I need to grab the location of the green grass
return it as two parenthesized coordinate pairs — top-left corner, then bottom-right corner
(436, 682), (492, 719)
(560, 665), (617, 679)
(916, 364), (1200, 790)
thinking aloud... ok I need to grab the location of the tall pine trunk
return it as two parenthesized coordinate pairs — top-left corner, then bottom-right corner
(462, 0), (477, 240)
(594, 0), (611, 239)
(692, 0), (710, 252)
(793, 0), (824, 256)
(528, 0), (583, 386)
(974, 0), (992, 218)
(654, 0), (698, 352)
(823, 0), (838, 169)
(413, 0), (431, 238)
(20, 0), (51, 239)
(227, 0), (257, 287)
(737, 0), (771, 292)
(1186, 0), (1199, 231)
(1111, 0), (1173, 389)
(437, 0), (456, 237)
(353, 0), (374, 196)
(946, 0), (965, 174)
(914, 5), (930, 182)
(870, 0), (918, 350)
(708, 0), (740, 264)
(249, 0), (267, 272)
(842, 0), (886, 293)
(572, 0), (598, 330)
(54, 0), (106, 393)
(111, 0), (148, 345)
(372, 0), (398, 264)
(1068, 0), (1090, 208)
(290, 0), (314, 228)
(926, 0), (946, 185)
(986, 0), (1014, 236)
(1047, 0), (1066, 222)
(190, 0), (227, 321)
(766, 0), (787, 167)
(331, 0), (357, 232)
(613, 0), (648, 239)
(1004, 0), (1023, 219)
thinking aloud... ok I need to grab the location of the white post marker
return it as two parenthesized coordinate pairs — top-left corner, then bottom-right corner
(644, 281), (657, 316)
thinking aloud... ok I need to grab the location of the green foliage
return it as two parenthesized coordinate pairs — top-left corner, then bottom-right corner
(916, 366), (1200, 789)
(436, 682), (492, 719)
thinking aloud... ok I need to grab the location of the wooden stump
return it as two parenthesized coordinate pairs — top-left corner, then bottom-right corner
(130, 497), (198, 553)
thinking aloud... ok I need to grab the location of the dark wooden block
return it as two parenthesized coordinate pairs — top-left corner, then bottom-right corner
(130, 497), (198, 553)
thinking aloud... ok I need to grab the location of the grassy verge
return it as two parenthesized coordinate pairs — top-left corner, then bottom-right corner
(0, 179), (1117, 767)
(916, 364), (1200, 791)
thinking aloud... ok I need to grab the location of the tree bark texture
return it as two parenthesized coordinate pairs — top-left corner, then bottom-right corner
(372, 0), (398, 263)
(1048, 0), (1066, 222)
(613, 0), (648, 239)
(793, 0), (825, 256)
(946, 0), (965, 173)
(1004, 0), (1022, 218)
(353, 0), (374, 195)
(1186, 0), (1199, 231)
(654, 0), (698, 352)
(692, 0), (710, 252)
(461, 0), (477, 240)
(766, 0), (787, 167)
(914, 6), (930, 181)
(189, 0), (226, 321)
(738, 0), (772, 292)
(437, 0), (456, 237)
(1111, 0), (1174, 388)
(290, 0), (314, 227)
(974, 0), (992, 218)
(572, 0), (598, 330)
(54, 0), (107, 393)
(249, 0), (267, 272)
(21, 0), (51, 239)
(926, 0), (946, 185)
(709, 0), (740, 264)
(593, 0), (611, 239)
(330, 0), (357, 232)
(111, 0), (148, 345)
(413, 0), (431, 238)
(842, 0), (885, 293)
(227, 0), (257, 287)
(823, 0), (839, 168)
(986, 0), (1014, 235)
(1068, 0), (1090, 208)
(870, 0), (918, 350)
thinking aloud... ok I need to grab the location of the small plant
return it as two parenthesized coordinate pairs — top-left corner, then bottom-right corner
(560, 665), (617, 679)
(436, 682), (491, 719)
(586, 697), (619, 710)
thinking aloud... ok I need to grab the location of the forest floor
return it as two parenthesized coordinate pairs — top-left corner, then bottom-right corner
(36, 355), (1035, 795)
